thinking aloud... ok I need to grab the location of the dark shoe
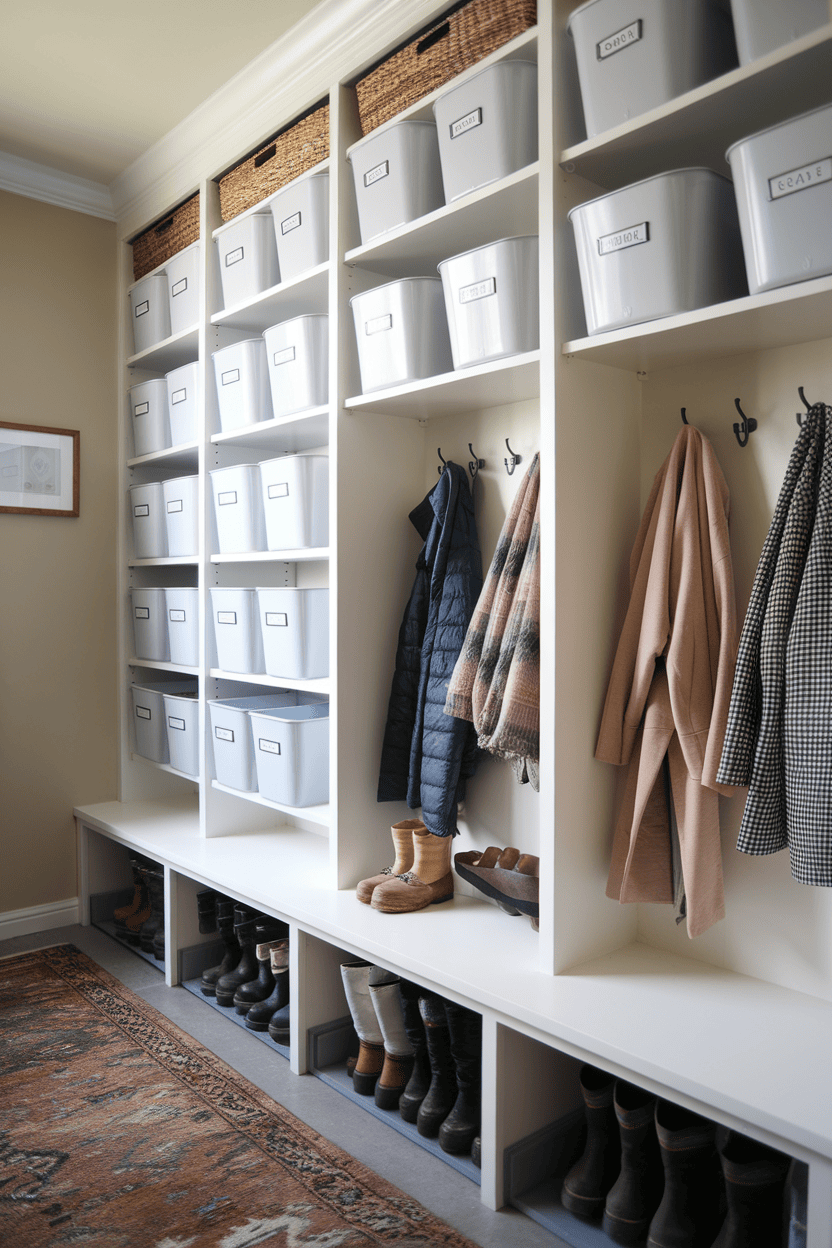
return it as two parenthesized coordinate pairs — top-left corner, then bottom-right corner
(710, 1132), (790, 1248)
(416, 995), (457, 1138)
(244, 941), (289, 1030)
(139, 865), (165, 956)
(114, 857), (150, 928)
(200, 899), (241, 996)
(197, 889), (219, 934)
(471, 1136), (481, 1168)
(267, 998), (290, 1045)
(603, 1081), (663, 1244)
(454, 846), (539, 925)
(647, 1101), (723, 1248)
(438, 1001), (481, 1155)
(214, 907), (261, 1007)
(561, 1064), (620, 1221)
(232, 932), (285, 1015)
(122, 859), (152, 946)
(398, 981), (432, 1123)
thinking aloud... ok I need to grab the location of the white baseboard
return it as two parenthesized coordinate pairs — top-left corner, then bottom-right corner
(0, 899), (80, 940)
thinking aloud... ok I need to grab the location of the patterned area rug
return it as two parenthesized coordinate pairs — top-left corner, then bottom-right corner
(0, 945), (477, 1247)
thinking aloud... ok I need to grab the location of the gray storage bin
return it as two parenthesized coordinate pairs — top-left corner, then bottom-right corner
(728, 0), (828, 65)
(249, 703), (330, 807)
(165, 241), (200, 335)
(128, 272), (170, 355)
(257, 586), (329, 680)
(163, 690), (200, 775)
(350, 278), (453, 392)
(128, 378), (170, 458)
(210, 587), (265, 674)
(129, 481), (167, 559)
(131, 678), (197, 763)
(348, 120), (444, 245)
(162, 474), (199, 557)
(269, 171), (329, 282)
(215, 213), (279, 309)
(165, 587), (199, 667)
(438, 236), (539, 367)
(165, 362), (199, 447)
(209, 691), (327, 792)
(130, 587), (169, 661)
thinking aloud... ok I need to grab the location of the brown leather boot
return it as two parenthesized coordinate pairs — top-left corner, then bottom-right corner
(356, 820), (422, 904)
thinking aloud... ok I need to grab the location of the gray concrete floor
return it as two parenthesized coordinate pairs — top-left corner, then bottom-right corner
(0, 924), (567, 1248)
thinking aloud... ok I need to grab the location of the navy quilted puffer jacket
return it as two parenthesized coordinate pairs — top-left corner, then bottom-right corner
(377, 462), (482, 837)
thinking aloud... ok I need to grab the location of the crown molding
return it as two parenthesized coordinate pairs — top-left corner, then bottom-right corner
(0, 150), (115, 221)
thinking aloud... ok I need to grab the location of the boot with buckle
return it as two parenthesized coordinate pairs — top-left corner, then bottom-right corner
(356, 820), (422, 905)
(371, 827), (454, 914)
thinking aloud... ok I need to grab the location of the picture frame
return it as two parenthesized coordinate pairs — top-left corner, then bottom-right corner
(0, 421), (80, 517)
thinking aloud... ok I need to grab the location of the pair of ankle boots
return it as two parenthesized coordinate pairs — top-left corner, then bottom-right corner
(562, 1064), (790, 1247)
(340, 961), (481, 1156)
(200, 894), (290, 1043)
(113, 855), (165, 960)
(356, 820), (454, 914)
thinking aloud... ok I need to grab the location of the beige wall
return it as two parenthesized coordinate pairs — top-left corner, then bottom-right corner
(0, 190), (118, 913)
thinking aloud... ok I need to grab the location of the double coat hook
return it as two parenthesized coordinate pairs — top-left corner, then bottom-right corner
(468, 444), (485, 480)
(733, 398), (757, 448)
(796, 387), (812, 427)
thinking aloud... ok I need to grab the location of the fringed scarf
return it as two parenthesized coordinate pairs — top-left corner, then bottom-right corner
(444, 452), (540, 789)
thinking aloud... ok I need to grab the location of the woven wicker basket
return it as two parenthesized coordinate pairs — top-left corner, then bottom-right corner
(355, 0), (536, 136)
(131, 193), (200, 282)
(217, 102), (330, 222)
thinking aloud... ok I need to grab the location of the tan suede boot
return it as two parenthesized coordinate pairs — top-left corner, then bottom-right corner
(355, 819), (423, 904)
(371, 827), (454, 913)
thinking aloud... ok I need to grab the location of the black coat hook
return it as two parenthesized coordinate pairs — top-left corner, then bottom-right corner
(437, 447), (447, 476)
(468, 444), (485, 480)
(681, 408), (688, 425)
(733, 398), (758, 448)
(796, 387), (812, 427)
(504, 439), (521, 475)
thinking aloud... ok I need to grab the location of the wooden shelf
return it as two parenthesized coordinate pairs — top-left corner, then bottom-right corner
(346, 351), (540, 418)
(127, 326), (199, 372)
(210, 669), (330, 695)
(210, 263), (328, 332)
(210, 407), (329, 452)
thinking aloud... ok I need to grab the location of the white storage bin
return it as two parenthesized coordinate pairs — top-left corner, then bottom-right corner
(165, 362), (198, 446)
(438, 235), (539, 367)
(350, 278), (453, 392)
(209, 691), (315, 792)
(347, 120), (444, 244)
(433, 60), (538, 203)
(262, 315), (328, 418)
(163, 690), (200, 775)
(567, 0), (737, 139)
(269, 171), (330, 282)
(257, 586), (329, 679)
(128, 378), (170, 458)
(129, 481), (167, 559)
(726, 103), (832, 295)
(162, 475), (199, 557)
(568, 170), (746, 335)
(215, 213), (279, 309)
(729, 0), (828, 65)
(249, 703), (330, 807)
(165, 241), (200, 335)
(131, 678), (197, 763)
(129, 273), (170, 355)
(212, 338), (272, 432)
(210, 587), (265, 673)
(165, 587), (199, 667)
(258, 455), (328, 551)
(130, 588), (169, 661)
(209, 463), (267, 553)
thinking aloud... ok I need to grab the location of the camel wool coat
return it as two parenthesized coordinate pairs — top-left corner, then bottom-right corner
(595, 425), (741, 937)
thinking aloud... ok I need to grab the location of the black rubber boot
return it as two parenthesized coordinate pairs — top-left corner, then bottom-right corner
(471, 1137), (481, 1168)
(214, 907), (261, 1007)
(200, 900), (241, 996)
(398, 982), (432, 1123)
(561, 1064), (620, 1221)
(603, 1081), (663, 1244)
(416, 995), (457, 1138)
(647, 1101), (723, 1248)
(139, 865), (165, 957)
(710, 1132), (790, 1248)
(197, 889), (219, 934)
(247, 955), (290, 1031)
(233, 929), (287, 1015)
(267, 988), (290, 1045)
(438, 1001), (482, 1155)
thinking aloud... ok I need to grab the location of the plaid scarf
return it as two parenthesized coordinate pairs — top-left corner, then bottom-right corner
(444, 453), (540, 788)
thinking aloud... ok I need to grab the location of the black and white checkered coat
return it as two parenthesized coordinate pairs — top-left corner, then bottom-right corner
(716, 403), (832, 885)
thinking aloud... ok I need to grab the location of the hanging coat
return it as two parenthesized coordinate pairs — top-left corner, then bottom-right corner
(378, 462), (482, 837)
(595, 425), (741, 938)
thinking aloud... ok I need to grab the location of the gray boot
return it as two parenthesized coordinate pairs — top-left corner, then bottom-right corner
(340, 961), (396, 1095)
(368, 978), (415, 1110)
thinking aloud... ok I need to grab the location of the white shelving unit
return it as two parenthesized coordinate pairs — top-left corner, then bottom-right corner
(76, 2), (832, 1241)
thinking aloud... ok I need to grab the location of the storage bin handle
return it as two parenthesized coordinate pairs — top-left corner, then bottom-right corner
(417, 21), (450, 54)
(154, 216), (175, 236)
(254, 144), (277, 168)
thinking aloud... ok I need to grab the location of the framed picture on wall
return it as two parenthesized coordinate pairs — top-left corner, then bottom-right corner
(0, 421), (80, 517)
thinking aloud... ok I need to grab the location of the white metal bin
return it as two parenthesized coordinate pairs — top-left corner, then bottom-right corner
(438, 235), (539, 367)
(212, 338), (272, 432)
(165, 241), (200, 335)
(162, 474), (199, 557)
(257, 586), (329, 679)
(258, 454), (328, 551)
(215, 213), (279, 309)
(165, 361), (198, 446)
(210, 587), (265, 673)
(433, 60), (538, 203)
(128, 378), (170, 458)
(129, 481), (167, 559)
(163, 690), (200, 775)
(726, 103), (832, 295)
(728, 0), (828, 65)
(568, 169), (747, 334)
(566, 0), (737, 139)
(347, 120), (444, 244)
(209, 463), (267, 553)
(129, 272), (170, 355)
(165, 587), (199, 667)
(209, 692), (317, 792)
(249, 703), (330, 807)
(130, 587), (169, 661)
(262, 314), (328, 418)
(350, 278), (453, 392)
(269, 171), (330, 282)
(131, 678), (197, 763)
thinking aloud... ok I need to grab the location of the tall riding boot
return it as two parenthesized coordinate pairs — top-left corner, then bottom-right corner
(139, 865), (165, 957)
(200, 899), (241, 996)
(416, 995), (457, 1138)
(368, 977), (415, 1110)
(439, 1001), (482, 1155)
(340, 961), (397, 1095)
(710, 1133), (790, 1248)
(398, 981), (433, 1123)
(114, 856), (149, 929)
(232, 928), (287, 1015)
(356, 820), (422, 904)
(603, 1081), (663, 1243)
(561, 1065), (620, 1221)
(214, 907), (261, 1007)
(648, 1101), (723, 1248)
(371, 827), (454, 913)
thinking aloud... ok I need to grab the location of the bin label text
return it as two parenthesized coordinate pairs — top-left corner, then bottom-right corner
(218, 490), (238, 506)
(169, 609), (186, 622)
(215, 726), (234, 742)
(364, 160), (389, 187)
(134, 607), (150, 619)
(259, 738), (282, 755)
(171, 277), (188, 297)
(451, 107), (482, 139)
(597, 19), (642, 59)
(136, 706), (151, 719)
(281, 211), (302, 234)
(225, 246), (244, 266)
(133, 504), (150, 517)
(265, 612), (288, 627)
(216, 611), (237, 625)
(171, 388), (187, 404)
(134, 402), (149, 417)
(366, 314), (393, 334)
(273, 346), (296, 366)
(769, 157), (832, 200)
(597, 221), (649, 255)
(168, 716), (186, 731)
(459, 277), (496, 303)
(135, 300), (149, 317)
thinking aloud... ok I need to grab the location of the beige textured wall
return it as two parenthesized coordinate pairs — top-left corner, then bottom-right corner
(0, 190), (117, 913)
